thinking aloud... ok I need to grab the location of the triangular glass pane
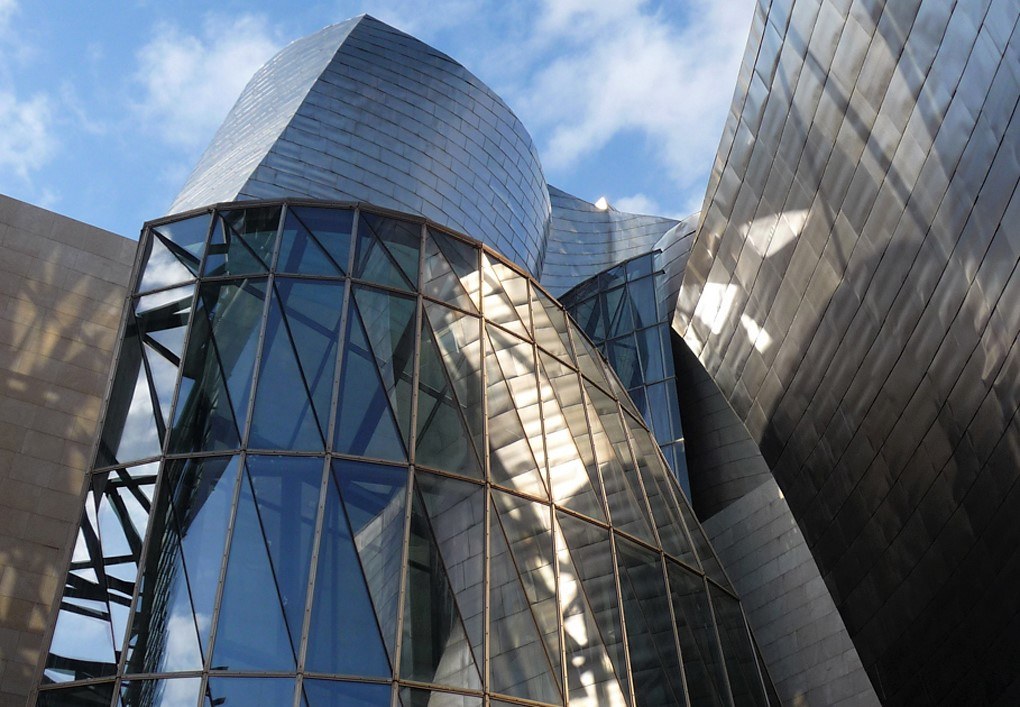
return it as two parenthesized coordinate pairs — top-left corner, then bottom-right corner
(492, 491), (561, 687)
(354, 212), (420, 290)
(423, 301), (484, 454)
(537, 352), (606, 521)
(306, 467), (390, 677)
(335, 459), (408, 662)
(402, 482), (482, 690)
(416, 316), (482, 477)
(488, 327), (547, 473)
(141, 214), (210, 291)
(169, 280), (266, 454)
(355, 286), (415, 444)
(423, 228), (478, 313)
(137, 285), (193, 362)
(213, 457), (320, 670)
(607, 366), (643, 421)
(621, 413), (695, 563)
(139, 234), (196, 292)
(605, 286), (634, 338)
(203, 207), (279, 277)
(335, 295), (407, 462)
(294, 206), (354, 271)
(553, 513), (628, 707)
(557, 511), (630, 703)
(250, 280), (343, 450)
(484, 325), (548, 500)
(489, 498), (561, 704)
(531, 287), (573, 363)
(710, 585), (767, 706)
(482, 253), (530, 339)
(416, 472), (485, 663)
(615, 536), (686, 707)
(676, 498), (731, 589)
(277, 209), (343, 275)
(304, 679), (390, 707)
(98, 325), (160, 468)
(571, 296), (605, 342)
(582, 381), (655, 544)
(608, 335), (642, 389)
(666, 561), (729, 707)
(141, 342), (178, 434)
(570, 325), (613, 391)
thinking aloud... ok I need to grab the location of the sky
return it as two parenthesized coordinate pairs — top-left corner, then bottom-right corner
(0, 0), (755, 240)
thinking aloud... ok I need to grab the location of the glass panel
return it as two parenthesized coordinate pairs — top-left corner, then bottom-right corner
(416, 316), (482, 477)
(399, 688), (482, 707)
(554, 514), (628, 706)
(570, 326), (612, 391)
(492, 491), (561, 690)
(137, 286), (194, 434)
(212, 456), (321, 671)
(485, 326), (547, 500)
(202, 207), (279, 277)
(571, 296), (604, 342)
(423, 227), (479, 313)
(205, 678), (295, 706)
(335, 292), (407, 462)
(583, 381), (654, 544)
(604, 286), (633, 338)
(557, 512), (629, 702)
(249, 279), (344, 450)
(37, 682), (116, 706)
(646, 381), (679, 445)
(711, 586), (767, 707)
(354, 212), (420, 290)
(140, 214), (210, 292)
(46, 465), (157, 683)
(335, 459), (408, 663)
(119, 677), (202, 707)
(482, 253), (530, 339)
(424, 301), (484, 457)
(530, 287), (572, 362)
(303, 680), (390, 707)
(401, 480), (482, 690)
(278, 207), (351, 275)
(489, 498), (561, 704)
(169, 279), (267, 453)
(305, 464), (390, 677)
(97, 322), (161, 467)
(676, 499), (731, 587)
(622, 414), (694, 564)
(538, 353), (606, 521)
(628, 277), (658, 329)
(417, 472), (485, 663)
(615, 537), (685, 707)
(667, 562), (728, 707)
(607, 335), (642, 389)
(635, 326), (666, 382)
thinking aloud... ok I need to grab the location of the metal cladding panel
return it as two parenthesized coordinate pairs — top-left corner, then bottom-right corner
(675, 0), (1020, 702)
(170, 15), (551, 275)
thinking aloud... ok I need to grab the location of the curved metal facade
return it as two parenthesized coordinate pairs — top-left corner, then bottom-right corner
(676, 0), (1020, 702)
(170, 16), (552, 275)
(38, 202), (769, 707)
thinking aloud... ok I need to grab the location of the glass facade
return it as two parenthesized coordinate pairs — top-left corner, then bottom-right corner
(560, 253), (689, 498)
(40, 202), (767, 706)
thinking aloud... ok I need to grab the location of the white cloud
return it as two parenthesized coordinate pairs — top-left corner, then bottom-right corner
(614, 193), (662, 215)
(0, 90), (55, 179)
(0, 0), (16, 32)
(134, 14), (280, 149)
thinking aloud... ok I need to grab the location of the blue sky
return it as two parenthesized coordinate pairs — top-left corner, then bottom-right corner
(0, 0), (754, 239)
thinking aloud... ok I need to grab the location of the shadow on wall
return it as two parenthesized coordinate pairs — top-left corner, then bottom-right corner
(676, 1), (1020, 703)
(0, 198), (133, 702)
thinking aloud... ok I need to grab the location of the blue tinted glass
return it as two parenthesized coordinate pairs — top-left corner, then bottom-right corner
(119, 677), (202, 707)
(249, 279), (343, 450)
(607, 335), (642, 388)
(278, 207), (351, 275)
(628, 276), (658, 328)
(636, 326), (666, 382)
(37, 682), (115, 706)
(354, 212), (420, 289)
(306, 468), (390, 677)
(206, 678), (295, 706)
(303, 680), (390, 707)
(203, 208), (279, 277)
(141, 214), (210, 291)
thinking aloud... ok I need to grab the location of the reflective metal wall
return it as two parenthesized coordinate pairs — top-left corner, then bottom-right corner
(169, 16), (552, 275)
(676, 0), (1020, 701)
(38, 202), (769, 707)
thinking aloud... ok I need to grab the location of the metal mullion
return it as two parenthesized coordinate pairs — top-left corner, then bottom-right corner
(421, 292), (480, 320)
(391, 464), (416, 706)
(572, 363), (612, 526)
(134, 277), (200, 302)
(617, 402), (665, 553)
(550, 501), (567, 705)
(324, 278), (354, 454)
(659, 554), (693, 707)
(238, 274), (277, 451)
(702, 577), (738, 707)
(408, 223), (425, 466)
(607, 531), (638, 707)
(478, 256), (492, 698)
(653, 444), (705, 575)
(198, 453), (248, 695)
(294, 456), (332, 707)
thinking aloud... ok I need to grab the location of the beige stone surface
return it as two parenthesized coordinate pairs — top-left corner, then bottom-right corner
(0, 194), (134, 706)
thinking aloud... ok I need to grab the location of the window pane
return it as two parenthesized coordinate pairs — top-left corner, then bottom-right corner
(303, 680), (390, 707)
(119, 677), (201, 707)
(205, 678), (295, 706)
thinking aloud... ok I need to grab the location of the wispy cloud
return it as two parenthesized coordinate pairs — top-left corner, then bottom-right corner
(0, 90), (55, 180)
(133, 14), (281, 149)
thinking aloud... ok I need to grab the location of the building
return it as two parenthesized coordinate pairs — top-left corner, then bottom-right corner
(0, 0), (1015, 705)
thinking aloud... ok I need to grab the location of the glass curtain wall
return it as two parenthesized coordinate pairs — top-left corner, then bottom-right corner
(38, 202), (768, 707)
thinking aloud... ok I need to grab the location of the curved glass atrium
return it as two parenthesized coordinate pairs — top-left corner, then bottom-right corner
(39, 202), (768, 707)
